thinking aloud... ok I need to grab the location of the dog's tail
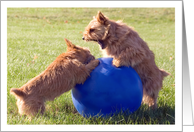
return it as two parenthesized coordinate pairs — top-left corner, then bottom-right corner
(160, 69), (170, 77)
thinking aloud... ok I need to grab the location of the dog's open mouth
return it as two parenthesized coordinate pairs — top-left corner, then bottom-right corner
(84, 38), (106, 49)
(97, 40), (105, 49)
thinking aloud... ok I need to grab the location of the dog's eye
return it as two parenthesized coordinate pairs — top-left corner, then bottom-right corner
(90, 29), (95, 32)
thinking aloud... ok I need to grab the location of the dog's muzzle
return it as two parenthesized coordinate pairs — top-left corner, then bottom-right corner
(86, 55), (95, 64)
(82, 37), (85, 40)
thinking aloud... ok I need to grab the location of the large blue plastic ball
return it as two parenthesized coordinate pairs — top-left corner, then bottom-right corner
(71, 57), (143, 118)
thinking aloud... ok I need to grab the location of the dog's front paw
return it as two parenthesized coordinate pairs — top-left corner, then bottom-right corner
(86, 59), (99, 70)
(91, 59), (100, 67)
(112, 59), (121, 67)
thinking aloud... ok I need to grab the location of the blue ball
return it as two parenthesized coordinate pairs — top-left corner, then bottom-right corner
(71, 57), (143, 118)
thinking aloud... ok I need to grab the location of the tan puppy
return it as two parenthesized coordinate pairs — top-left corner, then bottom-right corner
(10, 38), (99, 117)
(82, 11), (169, 108)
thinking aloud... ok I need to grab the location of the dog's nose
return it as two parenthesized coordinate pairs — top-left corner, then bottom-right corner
(82, 37), (85, 40)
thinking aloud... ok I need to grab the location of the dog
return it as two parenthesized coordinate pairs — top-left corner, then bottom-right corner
(82, 11), (169, 108)
(10, 38), (99, 117)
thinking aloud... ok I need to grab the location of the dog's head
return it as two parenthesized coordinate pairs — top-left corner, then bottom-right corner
(10, 88), (45, 117)
(82, 11), (111, 49)
(10, 88), (28, 116)
(64, 38), (95, 64)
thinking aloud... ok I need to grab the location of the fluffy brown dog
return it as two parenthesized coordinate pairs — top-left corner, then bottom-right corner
(10, 38), (99, 117)
(82, 11), (169, 108)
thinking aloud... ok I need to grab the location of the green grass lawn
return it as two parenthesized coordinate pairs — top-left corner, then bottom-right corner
(7, 8), (175, 124)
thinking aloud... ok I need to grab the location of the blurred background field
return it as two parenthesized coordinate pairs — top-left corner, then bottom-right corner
(7, 8), (175, 124)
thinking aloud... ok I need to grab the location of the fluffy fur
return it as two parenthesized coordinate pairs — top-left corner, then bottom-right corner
(83, 11), (169, 108)
(10, 38), (99, 117)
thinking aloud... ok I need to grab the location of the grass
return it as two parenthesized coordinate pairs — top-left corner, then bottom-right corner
(7, 8), (175, 124)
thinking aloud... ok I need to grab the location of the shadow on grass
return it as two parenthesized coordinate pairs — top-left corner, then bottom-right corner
(125, 104), (175, 124)
(7, 102), (174, 125)
(82, 104), (175, 125)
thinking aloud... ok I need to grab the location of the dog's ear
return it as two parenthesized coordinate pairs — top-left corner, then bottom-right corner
(64, 38), (76, 49)
(10, 88), (26, 98)
(96, 11), (107, 25)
